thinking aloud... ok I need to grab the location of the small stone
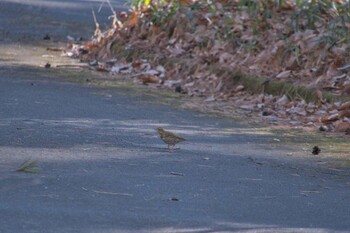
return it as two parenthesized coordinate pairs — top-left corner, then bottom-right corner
(262, 111), (271, 116)
(234, 85), (245, 92)
(276, 95), (289, 105)
(312, 146), (321, 155)
(43, 34), (51, 40)
(204, 96), (216, 102)
(175, 85), (183, 93)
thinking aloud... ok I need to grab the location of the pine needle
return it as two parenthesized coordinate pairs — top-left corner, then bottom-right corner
(16, 159), (39, 173)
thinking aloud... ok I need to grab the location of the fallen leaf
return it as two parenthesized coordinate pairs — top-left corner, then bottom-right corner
(338, 110), (350, 119)
(165, 80), (182, 88)
(234, 85), (245, 92)
(204, 96), (216, 102)
(276, 70), (291, 79)
(320, 113), (339, 123)
(338, 101), (350, 111)
(335, 121), (350, 132)
(126, 9), (139, 26)
(239, 104), (255, 111)
(111, 63), (132, 74)
(276, 95), (289, 105)
(136, 75), (160, 84)
(184, 81), (195, 87)
(132, 60), (143, 69)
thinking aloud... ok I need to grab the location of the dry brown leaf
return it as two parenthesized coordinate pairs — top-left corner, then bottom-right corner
(136, 74), (160, 85)
(338, 110), (350, 119)
(320, 113), (339, 123)
(279, 0), (295, 10)
(127, 9), (139, 27)
(132, 60), (143, 69)
(84, 41), (99, 53)
(335, 121), (350, 132)
(338, 101), (350, 111)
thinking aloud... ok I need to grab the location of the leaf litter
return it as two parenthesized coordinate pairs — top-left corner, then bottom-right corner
(64, 0), (350, 137)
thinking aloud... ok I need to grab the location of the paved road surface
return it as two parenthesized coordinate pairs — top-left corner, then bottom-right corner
(1, 1), (350, 233)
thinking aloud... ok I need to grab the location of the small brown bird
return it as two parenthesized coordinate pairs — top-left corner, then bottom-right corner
(156, 127), (186, 150)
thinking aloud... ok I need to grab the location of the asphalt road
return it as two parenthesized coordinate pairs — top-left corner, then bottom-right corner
(1, 1), (350, 233)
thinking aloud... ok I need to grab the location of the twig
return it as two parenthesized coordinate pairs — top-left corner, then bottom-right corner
(46, 47), (65, 52)
(106, 0), (123, 29)
(55, 64), (89, 69)
(91, 8), (101, 37)
(337, 64), (350, 71)
(170, 172), (184, 176)
(98, 0), (105, 13)
(93, 190), (133, 197)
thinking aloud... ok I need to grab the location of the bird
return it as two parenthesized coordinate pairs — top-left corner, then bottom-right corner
(156, 127), (186, 151)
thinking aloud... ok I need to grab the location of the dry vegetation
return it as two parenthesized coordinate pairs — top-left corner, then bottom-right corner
(68, 0), (350, 135)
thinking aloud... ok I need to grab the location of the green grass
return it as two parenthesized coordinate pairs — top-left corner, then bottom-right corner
(16, 159), (39, 173)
